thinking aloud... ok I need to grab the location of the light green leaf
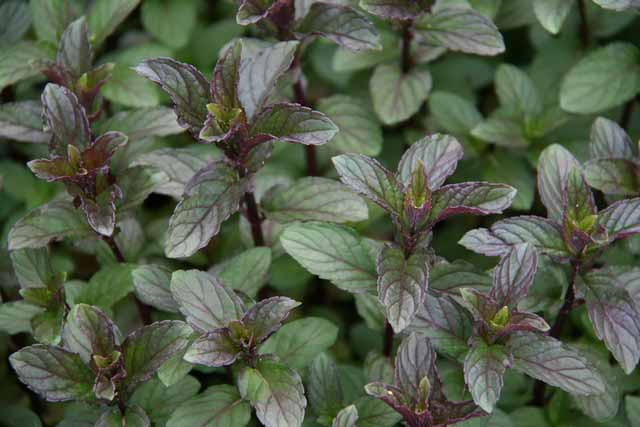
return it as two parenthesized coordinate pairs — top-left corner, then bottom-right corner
(217, 247), (272, 297)
(88, 0), (141, 46)
(533, 0), (575, 34)
(30, 0), (76, 43)
(428, 91), (482, 135)
(130, 376), (200, 427)
(132, 264), (179, 313)
(0, 100), (49, 144)
(333, 405), (359, 427)
(0, 301), (44, 334)
(495, 64), (542, 117)
(75, 264), (136, 311)
(0, 41), (54, 91)
(141, 0), (197, 49)
(166, 385), (251, 427)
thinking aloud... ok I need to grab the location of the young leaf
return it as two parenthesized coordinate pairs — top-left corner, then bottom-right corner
(377, 246), (429, 333)
(260, 317), (339, 369)
(0, 101), (50, 144)
(333, 405), (359, 427)
(415, 7), (505, 56)
(57, 17), (92, 78)
(394, 333), (437, 400)
(261, 177), (368, 223)
(166, 384), (251, 427)
(508, 332), (606, 396)
(250, 103), (338, 146)
(88, 0), (141, 46)
(132, 264), (179, 313)
(332, 154), (403, 214)
(165, 162), (246, 258)
(281, 222), (378, 293)
(597, 198), (640, 242)
(370, 63), (432, 125)
(490, 243), (538, 308)
(583, 275), (640, 374)
(9, 345), (95, 402)
(464, 341), (509, 413)
(183, 329), (240, 367)
(42, 83), (91, 153)
(61, 304), (120, 364)
(590, 116), (635, 159)
(537, 144), (580, 222)
(396, 134), (464, 188)
(170, 269), (245, 331)
(560, 43), (640, 114)
(238, 358), (307, 427)
(237, 41), (298, 120)
(96, 405), (150, 427)
(242, 296), (301, 344)
(122, 320), (193, 387)
(428, 182), (516, 224)
(134, 58), (209, 136)
(295, 3), (381, 52)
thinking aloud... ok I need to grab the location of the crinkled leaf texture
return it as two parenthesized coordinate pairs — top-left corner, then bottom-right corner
(464, 341), (510, 413)
(166, 384), (251, 427)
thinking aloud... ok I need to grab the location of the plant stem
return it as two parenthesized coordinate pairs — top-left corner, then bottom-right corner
(292, 63), (318, 177)
(577, 0), (590, 49)
(102, 234), (152, 325)
(531, 261), (579, 405)
(383, 321), (394, 357)
(401, 22), (414, 73)
(620, 98), (636, 130)
(243, 191), (265, 246)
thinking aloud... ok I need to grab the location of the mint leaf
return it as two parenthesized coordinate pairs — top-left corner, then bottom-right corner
(429, 182), (516, 224)
(166, 384), (251, 427)
(396, 134), (464, 188)
(308, 353), (344, 419)
(170, 269), (245, 331)
(597, 198), (640, 242)
(61, 304), (120, 364)
(532, 0), (574, 34)
(42, 83), (91, 153)
(359, 0), (432, 20)
(0, 41), (54, 91)
(242, 296), (301, 343)
(57, 17), (92, 78)
(583, 158), (639, 196)
(394, 333), (437, 401)
(130, 377), (200, 427)
(183, 329), (240, 367)
(236, 0), (278, 25)
(0, 101), (50, 143)
(75, 263), (135, 311)
(464, 341), (509, 413)
(132, 264), (179, 313)
(495, 64), (542, 118)
(88, 0), (141, 46)
(333, 405), (359, 427)
(537, 144), (580, 222)
(490, 243), (538, 307)
(590, 117), (635, 159)
(428, 91), (483, 135)
(141, 0), (197, 49)
(97, 107), (184, 143)
(217, 247), (272, 297)
(377, 245), (429, 333)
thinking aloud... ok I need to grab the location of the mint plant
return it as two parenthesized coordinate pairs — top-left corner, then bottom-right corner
(1, 1), (640, 426)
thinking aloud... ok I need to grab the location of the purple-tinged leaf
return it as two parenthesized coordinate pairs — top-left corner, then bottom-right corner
(294, 3), (381, 52)
(414, 7), (505, 56)
(490, 243), (538, 308)
(237, 41), (298, 120)
(122, 320), (193, 388)
(0, 100), (50, 143)
(562, 166), (596, 227)
(459, 288), (498, 324)
(396, 134), (464, 189)
(238, 358), (307, 427)
(587, 266), (640, 308)
(460, 216), (570, 260)
(427, 260), (492, 296)
(81, 131), (128, 170)
(42, 83), (91, 155)
(590, 116), (635, 159)
(57, 17), (92, 78)
(597, 197), (640, 242)
(430, 399), (483, 426)
(333, 154), (403, 214)
(236, 0), (279, 25)
(364, 382), (413, 417)
(583, 273), (640, 374)
(508, 332), (606, 395)
(211, 41), (242, 109)
(79, 186), (119, 237)
(502, 311), (550, 334)
(61, 304), (120, 364)
(377, 246), (429, 333)
(463, 341), (510, 413)
(165, 162), (247, 258)
(170, 269), (245, 332)
(359, 0), (432, 20)
(242, 296), (301, 344)
(428, 182), (516, 225)
(407, 293), (472, 359)
(250, 102), (337, 146)
(584, 158), (640, 196)
(28, 157), (75, 181)
(134, 58), (209, 136)
(9, 344), (95, 402)
(183, 328), (240, 367)
(537, 144), (580, 222)
(394, 333), (437, 400)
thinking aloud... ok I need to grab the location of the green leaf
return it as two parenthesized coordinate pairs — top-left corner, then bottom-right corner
(122, 320), (193, 388)
(354, 396), (402, 427)
(495, 64), (542, 118)
(236, 0), (278, 25)
(8, 201), (92, 250)
(132, 264), (179, 313)
(333, 405), (359, 427)
(165, 162), (246, 258)
(134, 57), (209, 135)
(397, 133), (464, 188)
(0, 41), (53, 91)
(0, 405), (42, 427)
(537, 144), (580, 222)
(471, 117), (528, 148)
(102, 64), (160, 108)
(238, 358), (307, 427)
(483, 152), (535, 211)
(428, 91), (483, 135)
(96, 406), (150, 427)
(464, 341), (509, 413)
(61, 304), (120, 364)
(377, 245), (429, 333)
(141, 0), (197, 49)
(508, 332), (606, 396)
(170, 269), (245, 331)
(415, 7), (505, 56)
(260, 317), (339, 369)
(88, 0), (141, 46)
(217, 247), (272, 297)
(237, 41), (299, 120)
(370, 63), (432, 125)
(75, 263), (136, 311)
(0, 101), (49, 143)
(30, 0), (76, 43)
(242, 296), (301, 344)
(130, 376), (200, 427)
(184, 329), (240, 367)
(393, 333), (438, 401)
(262, 177), (368, 224)
(0, 301), (44, 334)
(332, 154), (403, 214)
(532, 0), (574, 34)
(0, 1), (30, 47)
(560, 42), (640, 114)
(597, 197), (640, 242)
(592, 0), (640, 11)
(166, 384), (251, 427)
(626, 396), (640, 427)
(250, 102), (338, 146)
(280, 222), (378, 293)
(97, 107), (184, 143)
(10, 247), (57, 290)
(589, 116), (635, 159)
(490, 243), (538, 308)
(57, 17), (92, 78)
(294, 3), (381, 51)
(583, 158), (639, 196)
(307, 353), (344, 419)
(9, 344), (95, 402)
(429, 182), (517, 224)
